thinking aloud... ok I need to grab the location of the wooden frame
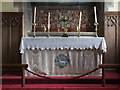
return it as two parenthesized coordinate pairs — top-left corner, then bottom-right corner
(1, 64), (119, 87)
(99, 64), (120, 87)
(1, 64), (28, 87)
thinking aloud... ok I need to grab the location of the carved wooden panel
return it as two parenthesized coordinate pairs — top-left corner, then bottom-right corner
(104, 12), (120, 64)
(106, 16), (117, 27)
(2, 12), (22, 65)
(2, 15), (22, 27)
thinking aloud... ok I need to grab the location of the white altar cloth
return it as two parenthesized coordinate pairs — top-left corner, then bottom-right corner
(20, 37), (107, 76)
(20, 37), (106, 53)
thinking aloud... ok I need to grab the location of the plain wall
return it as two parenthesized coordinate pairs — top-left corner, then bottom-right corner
(105, 0), (120, 11)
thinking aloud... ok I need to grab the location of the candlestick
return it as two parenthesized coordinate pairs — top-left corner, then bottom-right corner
(33, 7), (36, 23)
(94, 6), (97, 23)
(32, 23), (37, 37)
(48, 12), (50, 37)
(94, 22), (98, 37)
(77, 26), (80, 37)
(22, 21), (25, 37)
(78, 12), (82, 30)
(33, 7), (37, 37)
(48, 12), (50, 30)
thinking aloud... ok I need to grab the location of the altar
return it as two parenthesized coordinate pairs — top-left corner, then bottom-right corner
(20, 37), (107, 76)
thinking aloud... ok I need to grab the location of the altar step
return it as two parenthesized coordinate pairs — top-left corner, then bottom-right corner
(1, 76), (120, 85)
(1, 71), (120, 85)
(2, 84), (120, 90)
(1, 72), (120, 90)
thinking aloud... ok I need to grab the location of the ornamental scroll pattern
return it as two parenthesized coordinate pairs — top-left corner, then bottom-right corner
(34, 8), (95, 32)
(2, 16), (22, 27)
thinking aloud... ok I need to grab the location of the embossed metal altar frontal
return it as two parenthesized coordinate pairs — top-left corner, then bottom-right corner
(27, 2), (99, 37)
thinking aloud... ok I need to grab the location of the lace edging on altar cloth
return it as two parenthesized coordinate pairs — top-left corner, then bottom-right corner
(20, 37), (107, 53)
